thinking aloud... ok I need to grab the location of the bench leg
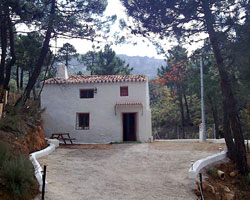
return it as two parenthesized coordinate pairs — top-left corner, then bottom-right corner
(61, 136), (67, 144)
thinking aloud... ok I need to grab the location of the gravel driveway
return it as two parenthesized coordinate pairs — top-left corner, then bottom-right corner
(35, 142), (224, 200)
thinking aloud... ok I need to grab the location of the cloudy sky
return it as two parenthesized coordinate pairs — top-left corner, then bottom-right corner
(55, 0), (205, 59)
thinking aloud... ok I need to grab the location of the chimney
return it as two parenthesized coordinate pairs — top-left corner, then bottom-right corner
(56, 62), (69, 79)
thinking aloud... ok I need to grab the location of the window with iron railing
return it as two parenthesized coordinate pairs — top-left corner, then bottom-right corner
(76, 113), (89, 130)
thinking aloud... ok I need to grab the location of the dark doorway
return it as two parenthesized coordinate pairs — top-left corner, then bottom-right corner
(123, 113), (137, 141)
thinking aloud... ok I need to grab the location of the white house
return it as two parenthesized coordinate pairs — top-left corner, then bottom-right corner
(41, 63), (152, 143)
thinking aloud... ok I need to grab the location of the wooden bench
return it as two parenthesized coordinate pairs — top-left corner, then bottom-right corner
(50, 133), (75, 144)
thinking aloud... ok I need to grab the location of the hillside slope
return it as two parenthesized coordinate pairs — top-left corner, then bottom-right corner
(118, 54), (165, 78)
(67, 55), (165, 78)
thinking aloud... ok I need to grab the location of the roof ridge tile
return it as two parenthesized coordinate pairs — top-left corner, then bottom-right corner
(44, 75), (146, 84)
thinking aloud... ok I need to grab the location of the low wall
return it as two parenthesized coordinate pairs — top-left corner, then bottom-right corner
(29, 140), (58, 192)
(188, 149), (228, 179)
(188, 139), (250, 180)
(155, 138), (225, 143)
(154, 138), (250, 180)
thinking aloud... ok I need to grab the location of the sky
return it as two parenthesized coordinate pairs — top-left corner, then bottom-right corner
(54, 0), (206, 59)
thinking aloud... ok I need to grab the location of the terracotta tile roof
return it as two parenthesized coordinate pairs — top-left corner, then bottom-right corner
(114, 102), (143, 115)
(44, 75), (146, 84)
(115, 102), (143, 106)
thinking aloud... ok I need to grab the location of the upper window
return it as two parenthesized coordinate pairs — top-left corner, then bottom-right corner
(120, 86), (128, 96)
(76, 113), (89, 130)
(80, 89), (94, 98)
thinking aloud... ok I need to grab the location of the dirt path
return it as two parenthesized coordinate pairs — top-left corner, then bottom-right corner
(35, 142), (224, 200)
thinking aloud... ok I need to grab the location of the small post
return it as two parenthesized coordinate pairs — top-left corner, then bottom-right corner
(177, 126), (180, 139)
(200, 57), (206, 142)
(213, 124), (216, 139)
(199, 173), (204, 200)
(190, 160), (194, 170)
(42, 165), (47, 200)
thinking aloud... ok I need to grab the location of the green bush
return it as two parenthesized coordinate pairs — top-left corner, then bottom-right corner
(2, 155), (37, 200)
(247, 173), (250, 185)
(9, 79), (18, 93)
(0, 142), (9, 166)
(0, 115), (26, 135)
(207, 167), (217, 178)
(0, 101), (43, 136)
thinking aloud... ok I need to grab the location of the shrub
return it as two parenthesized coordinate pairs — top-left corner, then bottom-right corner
(247, 173), (250, 185)
(2, 155), (38, 200)
(0, 115), (26, 135)
(9, 79), (18, 93)
(0, 100), (44, 136)
(207, 167), (217, 178)
(0, 142), (9, 166)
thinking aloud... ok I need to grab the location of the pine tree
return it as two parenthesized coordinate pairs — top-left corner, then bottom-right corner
(12, 0), (114, 105)
(81, 45), (133, 75)
(121, 0), (249, 174)
(57, 43), (78, 68)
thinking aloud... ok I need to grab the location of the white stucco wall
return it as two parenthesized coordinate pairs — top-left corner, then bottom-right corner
(41, 80), (152, 143)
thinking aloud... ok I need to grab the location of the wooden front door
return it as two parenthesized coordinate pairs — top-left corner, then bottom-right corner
(123, 113), (136, 141)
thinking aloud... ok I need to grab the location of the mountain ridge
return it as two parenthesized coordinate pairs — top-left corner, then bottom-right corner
(68, 54), (165, 78)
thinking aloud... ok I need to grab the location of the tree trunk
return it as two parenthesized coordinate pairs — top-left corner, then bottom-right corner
(223, 102), (237, 161)
(183, 91), (191, 125)
(177, 85), (185, 138)
(202, 0), (249, 174)
(3, 10), (16, 90)
(207, 95), (219, 138)
(0, 8), (7, 102)
(16, 66), (19, 91)
(0, 8), (7, 86)
(20, 68), (24, 90)
(28, 65), (32, 79)
(32, 86), (37, 100)
(66, 52), (69, 68)
(38, 51), (54, 98)
(16, 0), (56, 105)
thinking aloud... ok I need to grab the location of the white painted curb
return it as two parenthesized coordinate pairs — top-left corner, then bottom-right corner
(155, 138), (226, 143)
(154, 138), (250, 180)
(74, 142), (111, 145)
(47, 138), (59, 147)
(188, 149), (227, 179)
(29, 143), (56, 192)
(245, 140), (250, 149)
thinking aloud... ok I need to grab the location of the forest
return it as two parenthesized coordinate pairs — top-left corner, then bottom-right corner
(150, 44), (250, 142)
(121, 0), (250, 175)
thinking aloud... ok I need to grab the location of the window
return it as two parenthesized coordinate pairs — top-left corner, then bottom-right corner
(120, 86), (128, 96)
(76, 113), (89, 130)
(80, 89), (94, 98)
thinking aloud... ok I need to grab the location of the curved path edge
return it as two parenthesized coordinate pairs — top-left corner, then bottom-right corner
(188, 149), (227, 179)
(30, 140), (58, 191)
(188, 139), (250, 180)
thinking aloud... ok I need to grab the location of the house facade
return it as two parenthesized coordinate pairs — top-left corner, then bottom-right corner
(41, 63), (152, 143)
